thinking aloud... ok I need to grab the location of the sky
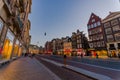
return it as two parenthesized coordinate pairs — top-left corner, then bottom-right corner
(29, 0), (120, 47)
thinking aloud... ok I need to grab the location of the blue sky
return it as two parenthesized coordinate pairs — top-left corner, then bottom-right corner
(29, 0), (120, 47)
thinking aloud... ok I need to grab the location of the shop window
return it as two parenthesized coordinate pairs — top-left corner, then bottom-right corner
(2, 29), (14, 59)
(13, 40), (19, 57)
(111, 19), (118, 26)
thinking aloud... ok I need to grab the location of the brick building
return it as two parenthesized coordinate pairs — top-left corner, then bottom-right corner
(87, 13), (107, 58)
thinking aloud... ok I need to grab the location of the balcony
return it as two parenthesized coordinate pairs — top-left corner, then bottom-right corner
(3, 0), (12, 15)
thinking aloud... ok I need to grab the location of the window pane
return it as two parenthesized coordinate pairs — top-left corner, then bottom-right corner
(105, 28), (112, 34)
(104, 22), (110, 28)
(107, 35), (114, 42)
(97, 21), (101, 26)
(111, 19), (118, 26)
(112, 25), (120, 32)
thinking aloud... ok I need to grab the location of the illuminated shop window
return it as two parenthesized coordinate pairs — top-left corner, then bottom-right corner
(2, 29), (14, 59)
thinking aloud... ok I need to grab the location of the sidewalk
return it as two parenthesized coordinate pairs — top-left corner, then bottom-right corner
(0, 57), (61, 80)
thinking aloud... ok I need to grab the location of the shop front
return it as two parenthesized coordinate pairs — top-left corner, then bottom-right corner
(0, 19), (4, 59)
(2, 29), (14, 60)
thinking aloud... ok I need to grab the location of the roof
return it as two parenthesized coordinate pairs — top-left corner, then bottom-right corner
(87, 13), (101, 25)
(102, 11), (120, 23)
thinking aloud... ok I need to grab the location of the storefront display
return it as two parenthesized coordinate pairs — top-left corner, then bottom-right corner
(2, 29), (14, 59)
(13, 40), (19, 57)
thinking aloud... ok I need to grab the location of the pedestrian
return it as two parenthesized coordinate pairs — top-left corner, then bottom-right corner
(118, 52), (120, 58)
(63, 54), (67, 66)
(96, 53), (98, 59)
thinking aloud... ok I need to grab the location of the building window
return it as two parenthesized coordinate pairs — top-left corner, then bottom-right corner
(105, 28), (112, 34)
(97, 21), (101, 26)
(99, 34), (103, 40)
(92, 19), (95, 23)
(114, 33), (120, 41)
(109, 44), (115, 48)
(2, 29), (15, 59)
(0, 20), (3, 35)
(89, 31), (91, 35)
(101, 41), (105, 47)
(111, 19), (118, 26)
(118, 43), (120, 48)
(94, 42), (97, 47)
(93, 23), (97, 28)
(91, 24), (93, 28)
(112, 25), (120, 32)
(107, 35), (114, 42)
(89, 36), (92, 41)
(97, 42), (100, 47)
(89, 43), (93, 48)
(104, 22), (110, 28)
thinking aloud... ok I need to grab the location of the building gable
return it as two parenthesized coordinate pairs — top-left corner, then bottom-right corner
(87, 13), (101, 25)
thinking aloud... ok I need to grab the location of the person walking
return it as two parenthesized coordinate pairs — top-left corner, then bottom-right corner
(63, 54), (67, 66)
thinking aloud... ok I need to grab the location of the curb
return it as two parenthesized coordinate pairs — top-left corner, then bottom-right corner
(41, 58), (113, 80)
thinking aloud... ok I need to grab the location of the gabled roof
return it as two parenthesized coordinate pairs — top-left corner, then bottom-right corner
(102, 11), (120, 22)
(87, 13), (101, 25)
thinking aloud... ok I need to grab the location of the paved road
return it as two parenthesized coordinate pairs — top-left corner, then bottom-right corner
(0, 57), (61, 80)
(38, 54), (120, 80)
(51, 55), (120, 70)
(35, 56), (94, 80)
